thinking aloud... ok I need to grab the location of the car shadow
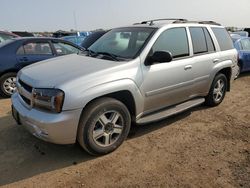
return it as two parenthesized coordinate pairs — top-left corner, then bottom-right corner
(0, 113), (94, 186)
(0, 105), (209, 186)
(128, 105), (208, 139)
(238, 72), (250, 78)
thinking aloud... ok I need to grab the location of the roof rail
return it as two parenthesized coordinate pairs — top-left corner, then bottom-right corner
(173, 20), (221, 26)
(135, 19), (221, 26)
(140, 18), (188, 26)
(198, 21), (221, 26)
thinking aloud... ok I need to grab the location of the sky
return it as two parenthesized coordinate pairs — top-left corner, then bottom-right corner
(1, 0), (249, 32)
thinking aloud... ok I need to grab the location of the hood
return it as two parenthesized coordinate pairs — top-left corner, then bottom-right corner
(19, 54), (125, 88)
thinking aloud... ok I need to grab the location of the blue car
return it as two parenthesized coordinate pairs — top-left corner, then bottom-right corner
(0, 37), (83, 97)
(232, 37), (250, 75)
(61, 35), (86, 46)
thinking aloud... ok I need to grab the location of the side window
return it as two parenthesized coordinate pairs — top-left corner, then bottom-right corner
(152, 28), (189, 58)
(189, 27), (215, 54)
(203, 28), (215, 52)
(17, 42), (52, 55)
(53, 42), (80, 55)
(190, 27), (207, 54)
(240, 39), (250, 51)
(16, 46), (25, 55)
(211, 28), (234, 51)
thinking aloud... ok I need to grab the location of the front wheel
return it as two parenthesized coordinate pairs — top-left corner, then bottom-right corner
(0, 72), (17, 98)
(205, 73), (227, 107)
(77, 98), (131, 155)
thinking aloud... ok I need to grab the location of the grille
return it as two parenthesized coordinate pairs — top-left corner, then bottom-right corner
(19, 79), (32, 93)
(20, 95), (31, 105)
(18, 79), (33, 106)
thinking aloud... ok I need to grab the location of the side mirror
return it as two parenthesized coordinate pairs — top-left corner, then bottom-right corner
(147, 51), (173, 65)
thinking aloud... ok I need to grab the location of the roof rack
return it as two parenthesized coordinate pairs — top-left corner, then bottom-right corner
(136, 18), (221, 26)
(173, 20), (221, 26)
(139, 18), (188, 26)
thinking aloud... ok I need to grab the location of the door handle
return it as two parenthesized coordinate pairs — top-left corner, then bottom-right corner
(184, 65), (192, 70)
(213, 59), (220, 63)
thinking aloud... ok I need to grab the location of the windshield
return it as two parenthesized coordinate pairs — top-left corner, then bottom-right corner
(88, 27), (156, 59)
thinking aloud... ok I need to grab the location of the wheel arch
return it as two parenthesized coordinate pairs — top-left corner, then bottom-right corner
(217, 67), (231, 91)
(0, 69), (19, 78)
(63, 79), (144, 120)
(82, 90), (137, 122)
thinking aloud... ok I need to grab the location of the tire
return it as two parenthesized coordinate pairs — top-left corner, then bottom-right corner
(205, 73), (227, 107)
(0, 72), (17, 98)
(77, 97), (131, 155)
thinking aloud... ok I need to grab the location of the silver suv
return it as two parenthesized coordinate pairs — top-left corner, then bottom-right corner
(11, 19), (238, 155)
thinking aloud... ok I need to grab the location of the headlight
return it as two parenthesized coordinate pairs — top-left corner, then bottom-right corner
(32, 88), (64, 113)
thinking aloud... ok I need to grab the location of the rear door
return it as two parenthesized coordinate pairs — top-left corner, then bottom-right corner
(16, 40), (54, 68)
(188, 27), (219, 96)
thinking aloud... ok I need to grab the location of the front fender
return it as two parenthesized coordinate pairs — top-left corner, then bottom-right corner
(63, 79), (144, 116)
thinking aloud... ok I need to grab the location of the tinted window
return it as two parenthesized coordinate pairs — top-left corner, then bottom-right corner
(190, 27), (207, 54)
(203, 28), (215, 52)
(190, 27), (215, 54)
(17, 42), (52, 55)
(53, 42), (80, 55)
(212, 28), (234, 51)
(240, 39), (250, 51)
(152, 28), (189, 58)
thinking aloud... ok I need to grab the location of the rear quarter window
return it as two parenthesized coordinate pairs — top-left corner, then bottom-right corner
(211, 28), (234, 51)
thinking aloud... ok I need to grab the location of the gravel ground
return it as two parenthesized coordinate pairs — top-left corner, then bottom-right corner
(0, 73), (249, 188)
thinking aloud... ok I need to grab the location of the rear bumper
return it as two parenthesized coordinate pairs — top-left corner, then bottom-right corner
(11, 93), (82, 144)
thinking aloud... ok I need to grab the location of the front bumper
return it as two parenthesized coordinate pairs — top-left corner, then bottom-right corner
(11, 93), (82, 144)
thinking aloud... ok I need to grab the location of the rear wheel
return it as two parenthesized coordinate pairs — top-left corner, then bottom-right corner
(77, 97), (131, 155)
(205, 73), (227, 107)
(0, 72), (17, 98)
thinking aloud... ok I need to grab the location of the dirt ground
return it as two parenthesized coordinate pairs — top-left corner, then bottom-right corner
(0, 73), (249, 188)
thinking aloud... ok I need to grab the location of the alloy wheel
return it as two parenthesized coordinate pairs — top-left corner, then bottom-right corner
(92, 110), (124, 147)
(213, 79), (225, 102)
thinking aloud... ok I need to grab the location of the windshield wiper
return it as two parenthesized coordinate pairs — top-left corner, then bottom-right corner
(83, 49), (97, 57)
(95, 51), (120, 61)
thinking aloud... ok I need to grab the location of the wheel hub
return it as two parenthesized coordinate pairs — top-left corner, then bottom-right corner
(92, 111), (124, 147)
(3, 77), (17, 95)
(104, 122), (114, 133)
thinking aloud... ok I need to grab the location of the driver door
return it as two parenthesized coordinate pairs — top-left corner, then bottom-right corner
(140, 27), (195, 113)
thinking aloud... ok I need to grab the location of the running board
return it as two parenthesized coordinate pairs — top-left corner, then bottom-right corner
(136, 98), (205, 124)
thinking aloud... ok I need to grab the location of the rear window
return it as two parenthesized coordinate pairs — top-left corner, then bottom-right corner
(212, 28), (234, 51)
